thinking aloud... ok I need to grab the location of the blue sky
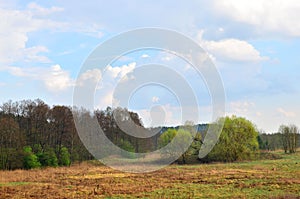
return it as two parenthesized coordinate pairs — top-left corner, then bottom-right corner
(0, 0), (300, 133)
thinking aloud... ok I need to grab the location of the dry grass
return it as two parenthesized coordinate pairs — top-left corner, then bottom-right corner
(1, 151), (300, 198)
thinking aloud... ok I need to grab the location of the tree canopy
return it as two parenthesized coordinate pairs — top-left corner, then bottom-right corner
(205, 116), (259, 162)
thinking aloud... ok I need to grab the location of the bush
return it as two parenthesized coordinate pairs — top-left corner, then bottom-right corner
(119, 139), (136, 159)
(38, 147), (58, 167)
(59, 147), (71, 166)
(23, 146), (41, 169)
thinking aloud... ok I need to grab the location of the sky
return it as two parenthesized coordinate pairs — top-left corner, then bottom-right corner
(0, 0), (300, 133)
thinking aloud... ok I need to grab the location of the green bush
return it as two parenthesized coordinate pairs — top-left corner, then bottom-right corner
(23, 146), (41, 169)
(38, 147), (58, 167)
(59, 147), (71, 166)
(119, 139), (136, 159)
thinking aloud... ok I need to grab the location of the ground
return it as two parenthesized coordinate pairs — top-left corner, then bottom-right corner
(0, 151), (300, 199)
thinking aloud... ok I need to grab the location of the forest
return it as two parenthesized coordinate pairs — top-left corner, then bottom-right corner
(0, 99), (299, 170)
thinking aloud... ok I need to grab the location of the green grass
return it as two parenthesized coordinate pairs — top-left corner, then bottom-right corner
(0, 182), (30, 187)
(137, 151), (300, 199)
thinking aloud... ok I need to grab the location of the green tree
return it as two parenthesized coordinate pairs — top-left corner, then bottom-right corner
(59, 147), (71, 166)
(207, 116), (259, 162)
(23, 146), (41, 169)
(38, 147), (58, 167)
(159, 128), (195, 164)
(158, 129), (177, 148)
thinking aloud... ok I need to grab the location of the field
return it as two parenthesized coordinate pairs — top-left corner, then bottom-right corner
(1, 151), (300, 199)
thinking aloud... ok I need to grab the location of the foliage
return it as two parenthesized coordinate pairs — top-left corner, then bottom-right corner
(158, 127), (199, 164)
(23, 146), (41, 169)
(158, 129), (177, 148)
(38, 147), (58, 167)
(0, 99), (299, 170)
(119, 139), (136, 159)
(0, 99), (147, 170)
(206, 116), (259, 162)
(59, 147), (71, 166)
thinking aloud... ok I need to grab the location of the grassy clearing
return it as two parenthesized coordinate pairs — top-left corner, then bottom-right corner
(0, 151), (299, 199)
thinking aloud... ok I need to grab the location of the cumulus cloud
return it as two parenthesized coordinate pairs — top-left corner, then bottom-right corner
(77, 69), (102, 87)
(43, 65), (73, 92)
(0, 3), (65, 65)
(197, 31), (268, 63)
(95, 62), (136, 109)
(104, 62), (136, 79)
(2, 65), (73, 92)
(213, 0), (300, 37)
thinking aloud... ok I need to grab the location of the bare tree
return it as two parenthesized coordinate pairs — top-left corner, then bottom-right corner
(279, 124), (299, 153)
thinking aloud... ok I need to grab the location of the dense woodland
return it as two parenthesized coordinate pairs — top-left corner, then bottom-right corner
(0, 99), (299, 170)
(0, 99), (161, 170)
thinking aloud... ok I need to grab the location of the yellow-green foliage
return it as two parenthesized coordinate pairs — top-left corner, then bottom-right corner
(208, 116), (259, 162)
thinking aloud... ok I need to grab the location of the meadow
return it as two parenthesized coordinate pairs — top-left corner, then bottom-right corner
(0, 151), (299, 199)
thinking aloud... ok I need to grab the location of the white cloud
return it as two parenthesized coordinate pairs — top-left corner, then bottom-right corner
(104, 62), (136, 79)
(277, 107), (296, 118)
(0, 3), (65, 65)
(72, 22), (104, 38)
(136, 104), (207, 128)
(141, 54), (150, 58)
(27, 2), (64, 16)
(218, 27), (224, 32)
(77, 69), (102, 87)
(43, 65), (73, 92)
(95, 62), (136, 109)
(227, 100), (257, 117)
(152, 96), (159, 103)
(2, 64), (73, 92)
(162, 56), (173, 62)
(197, 31), (268, 63)
(136, 104), (181, 127)
(227, 101), (255, 116)
(213, 0), (300, 37)
(23, 46), (50, 63)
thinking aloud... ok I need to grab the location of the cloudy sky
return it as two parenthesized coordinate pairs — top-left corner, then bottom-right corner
(1, 0), (300, 133)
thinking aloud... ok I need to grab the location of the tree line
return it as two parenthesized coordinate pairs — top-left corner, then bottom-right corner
(258, 125), (300, 153)
(0, 99), (161, 170)
(0, 99), (91, 170)
(0, 99), (299, 170)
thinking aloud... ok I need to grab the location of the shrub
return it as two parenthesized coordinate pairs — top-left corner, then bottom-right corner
(119, 139), (136, 159)
(59, 147), (71, 166)
(38, 147), (58, 167)
(23, 146), (41, 169)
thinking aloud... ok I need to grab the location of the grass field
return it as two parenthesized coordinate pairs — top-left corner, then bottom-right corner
(0, 151), (299, 199)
